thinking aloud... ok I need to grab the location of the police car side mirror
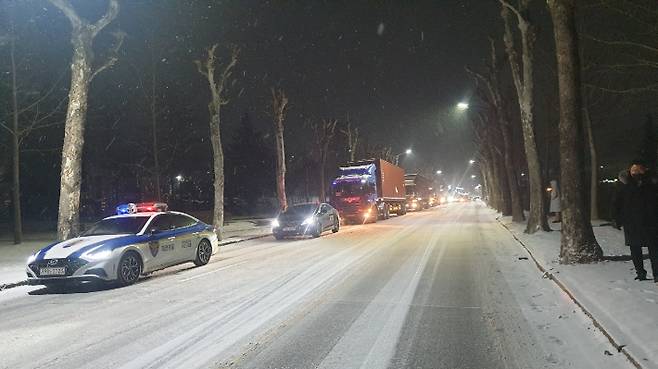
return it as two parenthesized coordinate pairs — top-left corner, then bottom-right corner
(148, 227), (161, 236)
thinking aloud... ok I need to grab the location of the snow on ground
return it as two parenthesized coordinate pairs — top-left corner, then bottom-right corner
(0, 219), (272, 288)
(496, 209), (658, 369)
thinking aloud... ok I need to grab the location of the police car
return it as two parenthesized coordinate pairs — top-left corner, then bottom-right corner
(26, 203), (220, 287)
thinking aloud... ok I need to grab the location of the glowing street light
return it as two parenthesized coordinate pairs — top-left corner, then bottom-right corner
(457, 102), (469, 111)
(394, 148), (413, 165)
(436, 170), (443, 175)
(469, 159), (475, 165)
(471, 174), (476, 179)
(175, 174), (184, 182)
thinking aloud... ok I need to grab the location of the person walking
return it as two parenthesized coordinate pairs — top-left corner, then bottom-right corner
(548, 179), (561, 223)
(614, 160), (658, 282)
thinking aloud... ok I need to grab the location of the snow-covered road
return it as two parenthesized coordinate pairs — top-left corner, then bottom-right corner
(0, 203), (634, 369)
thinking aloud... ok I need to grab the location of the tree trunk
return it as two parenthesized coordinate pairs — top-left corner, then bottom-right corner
(151, 69), (161, 201)
(583, 106), (599, 220)
(210, 113), (224, 231)
(494, 151), (512, 215)
(319, 154), (327, 202)
(547, 0), (603, 263)
(57, 32), (93, 240)
(501, 3), (550, 233)
(274, 122), (287, 211)
(50, 0), (122, 240)
(501, 124), (525, 222)
(9, 34), (22, 244)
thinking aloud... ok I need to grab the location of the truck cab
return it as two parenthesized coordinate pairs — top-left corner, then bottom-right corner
(330, 159), (406, 224)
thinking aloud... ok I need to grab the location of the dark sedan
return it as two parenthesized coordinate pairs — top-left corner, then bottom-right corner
(272, 203), (340, 240)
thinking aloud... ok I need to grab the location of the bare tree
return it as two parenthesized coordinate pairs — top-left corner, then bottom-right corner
(271, 88), (289, 211)
(49, 0), (124, 240)
(312, 118), (338, 201)
(195, 44), (239, 235)
(501, 0), (550, 233)
(546, 0), (603, 263)
(340, 117), (359, 162)
(466, 40), (525, 222)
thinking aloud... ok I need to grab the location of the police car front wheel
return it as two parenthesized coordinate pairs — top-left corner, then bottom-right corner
(118, 251), (142, 286)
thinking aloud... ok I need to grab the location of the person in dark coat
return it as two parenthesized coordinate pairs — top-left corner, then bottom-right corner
(614, 160), (658, 282)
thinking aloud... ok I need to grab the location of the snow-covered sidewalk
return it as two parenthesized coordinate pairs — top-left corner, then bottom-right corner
(496, 210), (658, 369)
(0, 219), (272, 290)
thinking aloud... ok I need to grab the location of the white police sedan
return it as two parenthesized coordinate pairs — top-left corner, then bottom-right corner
(26, 203), (219, 288)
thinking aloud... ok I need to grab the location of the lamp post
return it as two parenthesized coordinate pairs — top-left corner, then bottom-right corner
(394, 148), (412, 166)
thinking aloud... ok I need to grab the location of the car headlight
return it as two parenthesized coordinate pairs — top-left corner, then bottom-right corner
(302, 217), (315, 225)
(84, 249), (112, 260)
(272, 219), (280, 228)
(26, 253), (36, 264)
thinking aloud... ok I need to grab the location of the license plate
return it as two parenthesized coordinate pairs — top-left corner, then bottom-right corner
(283, 227), (296, 231)
(40, 267), (66, 276)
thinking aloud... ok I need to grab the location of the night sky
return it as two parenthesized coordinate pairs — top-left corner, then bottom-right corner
(2, 0), (657, 219)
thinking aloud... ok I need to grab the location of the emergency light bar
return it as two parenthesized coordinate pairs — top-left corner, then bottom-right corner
(116, 202), (168, 215)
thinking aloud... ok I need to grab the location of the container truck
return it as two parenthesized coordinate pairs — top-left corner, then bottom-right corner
(404, 173), (432, 211)
(330, 159), (406, 223)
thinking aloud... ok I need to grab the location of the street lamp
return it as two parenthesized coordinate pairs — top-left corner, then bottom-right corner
(457, 102), (469, 111)
(469, 159), (475, 165)
(436, 170), (443, 175)
(394, 148), (412, 165)
(175, 174), (183, 182)
(471, 174), (476, 179)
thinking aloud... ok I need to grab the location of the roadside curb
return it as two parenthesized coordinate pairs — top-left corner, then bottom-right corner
(496, 217), (644, 369)
(0, 233), (272, 293)
(219, 233), (271, 247)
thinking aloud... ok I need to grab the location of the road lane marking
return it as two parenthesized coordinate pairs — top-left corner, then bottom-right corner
(179, 261), (249, 282)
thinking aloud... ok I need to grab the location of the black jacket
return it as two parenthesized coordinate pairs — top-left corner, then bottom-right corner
(614, 174), (658, 246)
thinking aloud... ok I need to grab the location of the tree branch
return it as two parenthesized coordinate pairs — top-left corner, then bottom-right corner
(90, 30), (126, 81)
(583, 34), (658, 54)
(498, 0), (523, 22)
(47, 0), (82, 29)
(91, 0), (120, 38)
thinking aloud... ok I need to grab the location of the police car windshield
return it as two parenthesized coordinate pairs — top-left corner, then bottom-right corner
(82, 216), (150, 236)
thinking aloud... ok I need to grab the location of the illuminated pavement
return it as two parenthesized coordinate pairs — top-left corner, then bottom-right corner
(0, 203), (633, 369)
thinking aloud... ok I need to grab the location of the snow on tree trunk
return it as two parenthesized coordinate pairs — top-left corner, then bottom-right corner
(195, 44), (239, 238)
(501, 1), (550, 233)
(547, 0), (603, 263)
(210, 112), (224, 234)
(271, 89), (289, 211)
(57, 33), (91, 240)
(50, 0), (123, 240)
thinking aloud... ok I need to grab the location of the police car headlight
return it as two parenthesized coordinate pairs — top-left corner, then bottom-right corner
(26, 253), (36, 264)
(85, 249), (112, 260)
(272, 219), (280, 228)
(302, 217), (315, 225)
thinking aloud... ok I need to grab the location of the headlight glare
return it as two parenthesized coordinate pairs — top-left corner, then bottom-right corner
(302, 217), (315, 225)
(85, 249), (112, 260)
(272, 219), (280, 227)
